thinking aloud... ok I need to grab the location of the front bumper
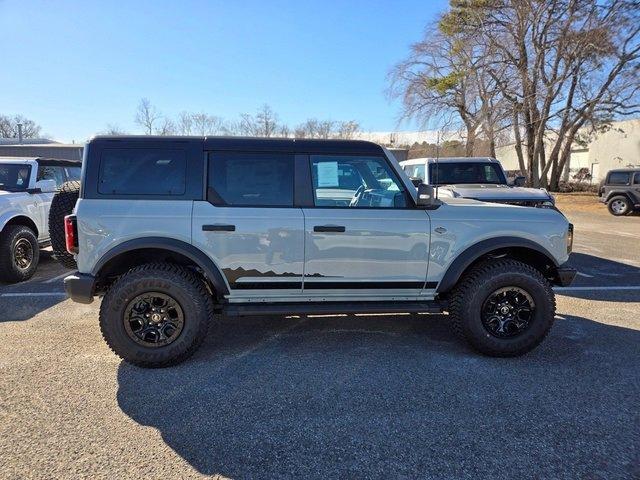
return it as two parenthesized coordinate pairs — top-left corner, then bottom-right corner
(554, 265), (577, 286)
(64, 273), (96, 304)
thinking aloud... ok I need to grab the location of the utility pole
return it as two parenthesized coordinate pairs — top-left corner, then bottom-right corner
(17, 123), (23, 144)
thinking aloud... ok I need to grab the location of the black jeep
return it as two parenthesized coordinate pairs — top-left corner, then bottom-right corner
(599, 168), (640, 216)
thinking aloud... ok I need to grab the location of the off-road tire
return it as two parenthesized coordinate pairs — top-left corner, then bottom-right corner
(0, 225), (40, 283)
(607, 195), (631, 216)
(449, 259), (556, 357)
(49, 180), (80, 269)
(99, 263), (214, 368)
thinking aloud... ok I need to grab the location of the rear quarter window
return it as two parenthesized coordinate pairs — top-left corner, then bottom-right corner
(607, 172), (631, 185)
(98, 149), (187, 195)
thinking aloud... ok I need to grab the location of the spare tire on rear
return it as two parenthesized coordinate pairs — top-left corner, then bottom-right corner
(49, 180), (80, 269)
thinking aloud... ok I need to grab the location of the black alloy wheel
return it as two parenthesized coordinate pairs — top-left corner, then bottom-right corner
(481, 286), (535, 338)
(124, 292), (185, 347)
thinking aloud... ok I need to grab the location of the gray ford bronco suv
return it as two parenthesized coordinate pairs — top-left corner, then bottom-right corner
(64, 136), (575, 367)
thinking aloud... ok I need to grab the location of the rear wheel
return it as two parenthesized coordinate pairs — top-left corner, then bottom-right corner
(607, 196), (630, 216)
(99, 263), (214, 367)
(449, 259), (555, 357)
(0, 225), (40, 283)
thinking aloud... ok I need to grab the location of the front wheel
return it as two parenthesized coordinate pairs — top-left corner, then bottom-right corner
(99, 263), (214, 367)
(449, 259), (555, 357)
(0, 225), (40, 283)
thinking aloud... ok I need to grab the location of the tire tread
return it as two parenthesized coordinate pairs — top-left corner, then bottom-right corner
(99, 263), (215, 368)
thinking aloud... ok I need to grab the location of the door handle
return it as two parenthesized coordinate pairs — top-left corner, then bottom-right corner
(202, 224), (236, 232)
(314, 225), (345, 233)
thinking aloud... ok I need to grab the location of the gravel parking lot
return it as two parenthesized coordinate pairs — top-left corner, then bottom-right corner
(1, 198), (638, 479)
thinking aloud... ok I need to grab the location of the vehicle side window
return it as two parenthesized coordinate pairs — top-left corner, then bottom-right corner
(484, 165), (501, 182)
(37, 166), (66, 188)
(403, 164), (425, 181)
(310, 155), (407, 208)
(98, 149), (186, 195)
(608, 172), (630, 185)
(208, 152), (294, 207)
(65, 167), (81, 181)
(633, 172), (640, 185)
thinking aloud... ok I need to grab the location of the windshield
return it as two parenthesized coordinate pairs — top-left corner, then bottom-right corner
(0, 164), (31, 192)
(403, 164), (426, 181)
(428, 162), (506, 185)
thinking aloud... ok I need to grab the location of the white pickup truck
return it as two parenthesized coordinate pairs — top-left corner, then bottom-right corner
(0, 157), (81, 283)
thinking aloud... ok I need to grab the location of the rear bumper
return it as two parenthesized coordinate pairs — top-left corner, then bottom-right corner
(64, 273), (96, 304)
(554, 265), (577, 287)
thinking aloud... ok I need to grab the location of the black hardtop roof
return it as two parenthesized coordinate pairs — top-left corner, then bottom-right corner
(36, 157), (82, 167)
(89, 135), (384, 155)
(608, 168), (640, 173)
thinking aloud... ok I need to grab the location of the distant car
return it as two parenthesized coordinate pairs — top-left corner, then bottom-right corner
(599, 168), (640, 216)
(0, 157), (81, 282)
(400, 157), (555, 208)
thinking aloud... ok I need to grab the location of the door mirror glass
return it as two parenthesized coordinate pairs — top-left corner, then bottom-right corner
(416, 183), (436, 207)
(410, 177), (423, 188)
(34, 179), (57, 193)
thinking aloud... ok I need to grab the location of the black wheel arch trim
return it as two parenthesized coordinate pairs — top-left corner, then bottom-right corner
(91, 237), (230, 298)
(436, 236), (560, 294)
(604, 191), (632, 203)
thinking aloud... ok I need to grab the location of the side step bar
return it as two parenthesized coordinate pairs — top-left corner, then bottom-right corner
(223, 301), (446, 317)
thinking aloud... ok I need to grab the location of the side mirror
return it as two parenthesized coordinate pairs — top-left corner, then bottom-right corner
(409, 177), (423, 188)
(416, 183), (436, 207)
(513, 176), (526, 187)
(34, 179), (57, 193)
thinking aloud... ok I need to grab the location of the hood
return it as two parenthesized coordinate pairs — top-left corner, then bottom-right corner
(442, 184), (553, 202)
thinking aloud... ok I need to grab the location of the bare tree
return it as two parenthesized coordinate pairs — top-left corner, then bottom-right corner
(177, 112), (194, 135)
(316, 120), (335, 139)
(236, 105), (281, 137)
(278, 124), (291, 137)
(446, 0), (640, 188)
(135, 98), (161, 134)
(101, 124), (128, 135)
(336, 120), (360, 139)
(0, 114), (42, 138)
(255, 104), (279, 137)
(295, 119), (319, 138)
(389, 26), (489, 156)
(155, 118), (177, 136)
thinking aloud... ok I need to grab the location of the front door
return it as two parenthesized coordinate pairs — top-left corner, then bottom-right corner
(302, 154), (431, 300)
(192, 151), (305, 301)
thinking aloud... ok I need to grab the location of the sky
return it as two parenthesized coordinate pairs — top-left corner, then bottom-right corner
(0, 0), (448, 143)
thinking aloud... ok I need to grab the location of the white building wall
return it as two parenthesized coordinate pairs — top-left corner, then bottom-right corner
(494, 118), (640, 182)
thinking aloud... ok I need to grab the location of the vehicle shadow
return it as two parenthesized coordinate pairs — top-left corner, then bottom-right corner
(561, 252), (640, 302)
(0, 251), (67, 322)
(117, 313), (639, 479)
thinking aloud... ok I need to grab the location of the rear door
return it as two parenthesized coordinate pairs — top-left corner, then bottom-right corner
(301, 154), (431, 300)
(191, 151), (305, 300)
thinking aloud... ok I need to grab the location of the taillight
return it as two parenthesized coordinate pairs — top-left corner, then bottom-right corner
(64, 215), (78, 254)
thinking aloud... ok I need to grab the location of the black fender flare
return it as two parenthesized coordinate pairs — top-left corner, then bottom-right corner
(436, 236), (559, 293)
(604, 190), (632, 203)
(92, 237), (230, 298)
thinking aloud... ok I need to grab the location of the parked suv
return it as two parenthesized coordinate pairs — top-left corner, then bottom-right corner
(599, 168), (640, 216)
(64, 136), (575, 367)
(0, 157), (81, 282)
(400, 157), (555, 208)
